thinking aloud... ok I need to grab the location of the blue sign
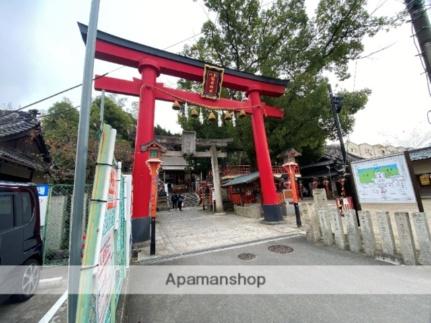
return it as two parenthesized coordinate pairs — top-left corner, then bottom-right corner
(37, 184), (49, 197)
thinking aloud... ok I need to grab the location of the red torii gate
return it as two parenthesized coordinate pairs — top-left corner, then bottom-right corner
(79, 23), (289, 242)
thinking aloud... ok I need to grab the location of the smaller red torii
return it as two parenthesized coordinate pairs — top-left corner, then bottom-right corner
(79, 23), (289, 243)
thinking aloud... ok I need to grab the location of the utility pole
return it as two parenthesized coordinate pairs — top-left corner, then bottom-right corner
(405, 0), (431, 83)
(68, 0), (100, 322)
(406, 0), (431, 125)
(328, 84), (347, 166)
(327, 84), (362, 215)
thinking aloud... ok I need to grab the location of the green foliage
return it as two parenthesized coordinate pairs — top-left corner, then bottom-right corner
(42, 99), (80, 182)
(179, 0), (403, 165)
(90, 96), (136, 142)
(43, 96), (136, 183)
(155, 124), (175, 136)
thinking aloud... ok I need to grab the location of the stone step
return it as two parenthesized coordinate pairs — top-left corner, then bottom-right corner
(165, 192), (200, 208)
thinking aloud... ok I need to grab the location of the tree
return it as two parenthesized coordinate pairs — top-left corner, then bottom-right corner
(42, 96), (136, 183)
(90, 95), (136, 172)
(42, 99), (80, 182)
(90, 96), (136, 142)
(155, 124), (175, 136)
(179, 0), (403, 165)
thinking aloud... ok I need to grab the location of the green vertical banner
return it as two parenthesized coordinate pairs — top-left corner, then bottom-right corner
(76, 124), (132, 323)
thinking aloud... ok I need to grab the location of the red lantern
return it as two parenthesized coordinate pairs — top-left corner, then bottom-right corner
(282, 162), (301, 204)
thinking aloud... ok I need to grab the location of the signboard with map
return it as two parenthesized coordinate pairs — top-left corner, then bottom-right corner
(351, 154), (417, 204)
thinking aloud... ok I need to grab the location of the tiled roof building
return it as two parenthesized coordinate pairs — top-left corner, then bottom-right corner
(0, 109), (51, 181)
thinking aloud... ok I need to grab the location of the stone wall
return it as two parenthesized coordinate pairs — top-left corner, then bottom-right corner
(304, 200), (431, 265)
(345, 141), (406, 159)
(360, 201), (431, 252)
(44, 195), (67, 251)
(233, 204), (263, 218)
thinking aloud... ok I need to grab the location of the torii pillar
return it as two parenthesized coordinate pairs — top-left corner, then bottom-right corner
(133, 60), (159, 242)
(248, 90), (282, 217)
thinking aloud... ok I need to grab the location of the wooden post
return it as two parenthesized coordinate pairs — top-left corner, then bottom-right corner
(404, 151), (424, 212)
(347, 161), (362, 226)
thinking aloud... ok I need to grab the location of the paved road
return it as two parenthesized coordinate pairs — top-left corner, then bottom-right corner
(126, 236), (431, 323)
(0, 267), (67, 323)
(0, 294), (61, 323)
(0, 208), (302, 323)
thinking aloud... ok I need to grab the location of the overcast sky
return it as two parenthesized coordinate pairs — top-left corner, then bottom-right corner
(0, 0), (430, 148)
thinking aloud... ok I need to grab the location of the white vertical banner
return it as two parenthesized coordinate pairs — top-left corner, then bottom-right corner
(37, 184), (49, 227)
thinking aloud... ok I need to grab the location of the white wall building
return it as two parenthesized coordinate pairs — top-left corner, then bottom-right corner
(345, 141), (406, 159)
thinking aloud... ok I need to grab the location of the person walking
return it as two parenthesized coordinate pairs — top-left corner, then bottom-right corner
(177, 194), (184, 212)
(199, 186), (205, 210)
(203, 185), (210, 211)
(171, 193), (178, 210)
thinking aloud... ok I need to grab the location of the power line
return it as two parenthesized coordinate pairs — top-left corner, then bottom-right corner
(357, 41), (398, 60)
(370, 0), (389, 16)
(0, 30), (204, 121)
(352, 60), (358, 91)
(37, 105), (81, 120)
(349, 41), (398, 88)
(0, 68), (122, 121)
(163, 32), (202, 50)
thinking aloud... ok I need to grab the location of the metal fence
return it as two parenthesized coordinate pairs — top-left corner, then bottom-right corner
(42, 184), (92, 265)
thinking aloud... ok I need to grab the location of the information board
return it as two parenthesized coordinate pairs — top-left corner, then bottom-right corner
(351, 154), (417, 204)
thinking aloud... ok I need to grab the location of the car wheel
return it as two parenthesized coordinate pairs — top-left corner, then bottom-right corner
(11, 258), (41, 302)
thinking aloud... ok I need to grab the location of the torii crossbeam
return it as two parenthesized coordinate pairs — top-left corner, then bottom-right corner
(79, 23), (289, 243)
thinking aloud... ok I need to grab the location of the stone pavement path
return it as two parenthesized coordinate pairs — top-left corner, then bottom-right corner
(137, 207), (304, 260)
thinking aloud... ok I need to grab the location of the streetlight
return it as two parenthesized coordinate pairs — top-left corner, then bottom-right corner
(328, 84), (362, 216)
(327, 84), (347, 166)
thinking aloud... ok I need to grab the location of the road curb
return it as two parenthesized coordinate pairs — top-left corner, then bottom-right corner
(135, 231), (305, 264)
